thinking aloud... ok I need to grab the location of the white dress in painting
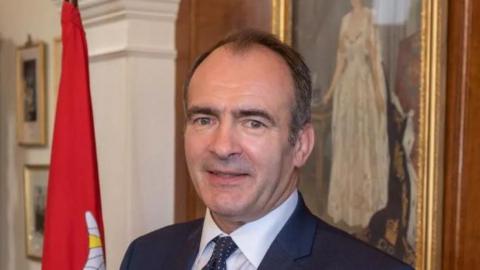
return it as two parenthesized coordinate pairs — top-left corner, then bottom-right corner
(325, 8), (390, 228)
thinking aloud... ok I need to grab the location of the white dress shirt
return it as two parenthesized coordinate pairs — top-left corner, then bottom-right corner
(192, 191), (298, 270)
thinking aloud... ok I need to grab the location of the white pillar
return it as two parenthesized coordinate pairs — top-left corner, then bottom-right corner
(57, 0), (179, 268)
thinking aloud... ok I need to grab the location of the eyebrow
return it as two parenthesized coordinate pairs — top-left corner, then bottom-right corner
(186, 106), (220, 119)
(186, 106), (277, 126)
(233, 109), (276, 126)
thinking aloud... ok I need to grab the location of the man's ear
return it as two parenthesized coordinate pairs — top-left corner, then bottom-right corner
(293, 123), (315, 167)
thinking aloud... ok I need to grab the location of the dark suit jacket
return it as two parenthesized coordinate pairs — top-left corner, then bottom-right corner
(120, 197), (413, 269)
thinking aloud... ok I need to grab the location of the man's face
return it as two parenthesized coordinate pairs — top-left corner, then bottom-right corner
(185, 46), (313, 230)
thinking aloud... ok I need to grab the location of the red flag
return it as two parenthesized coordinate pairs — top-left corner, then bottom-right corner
(42, 2), (106, 269)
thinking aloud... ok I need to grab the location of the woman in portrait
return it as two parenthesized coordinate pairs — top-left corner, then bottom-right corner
(322, 0), (390, 229)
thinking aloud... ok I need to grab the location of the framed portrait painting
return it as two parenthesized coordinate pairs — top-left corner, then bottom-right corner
(272, 0), (446, 269)
(16, 42), (47, 146)
(24, 165), (49, 259)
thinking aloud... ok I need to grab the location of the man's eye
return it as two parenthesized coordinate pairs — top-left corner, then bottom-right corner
(245, 120), (265, 129)
(193, 117), (212, 126)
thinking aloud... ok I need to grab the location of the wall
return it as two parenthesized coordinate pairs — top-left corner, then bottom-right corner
(81, 0), (179, 268)
(0, 0), (60, 269)
(442, 0), (480, 268)
(0, 0), (178, 269)
(174, 0), (272, 222)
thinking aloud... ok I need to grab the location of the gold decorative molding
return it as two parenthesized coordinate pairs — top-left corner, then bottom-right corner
(416, 0), (447, 269)
(271, 0), (291, 44)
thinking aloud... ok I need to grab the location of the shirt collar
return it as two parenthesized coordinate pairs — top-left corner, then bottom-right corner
(198, 190), (299, 268)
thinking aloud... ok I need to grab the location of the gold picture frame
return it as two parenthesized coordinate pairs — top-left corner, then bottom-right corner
(24, 164), (49, 259)
(272, 0), (446, 269)
(16, 41), (47, 146)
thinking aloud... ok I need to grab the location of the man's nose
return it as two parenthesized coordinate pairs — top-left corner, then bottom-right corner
(209, 122), (241, 160)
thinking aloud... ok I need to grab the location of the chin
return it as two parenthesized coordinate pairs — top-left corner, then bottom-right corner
(206, 195), (249, 218)
(210, 205), (242, 218)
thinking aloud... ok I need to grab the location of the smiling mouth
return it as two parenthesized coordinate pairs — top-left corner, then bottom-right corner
(207, 170), (249, 178)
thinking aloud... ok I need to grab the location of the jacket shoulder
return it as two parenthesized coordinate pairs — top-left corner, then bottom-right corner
(120, 219), (203, 270)
(135, 218), (203, 245)
(310, 219), (413, 269)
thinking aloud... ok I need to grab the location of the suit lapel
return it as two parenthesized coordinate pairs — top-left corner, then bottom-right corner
(257, 242), (303, 270)
(170, 220), (203, 270)
(258, 195), (317, 270)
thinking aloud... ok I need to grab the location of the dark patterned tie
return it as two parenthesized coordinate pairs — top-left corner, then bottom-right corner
(202, 236), (238, 270)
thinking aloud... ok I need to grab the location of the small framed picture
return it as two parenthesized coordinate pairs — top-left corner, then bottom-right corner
(16, 42), (47, 146)
(24, 165), (49, 259)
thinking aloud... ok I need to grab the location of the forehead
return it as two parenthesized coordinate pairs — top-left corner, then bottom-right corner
(187, 46), (295, 108)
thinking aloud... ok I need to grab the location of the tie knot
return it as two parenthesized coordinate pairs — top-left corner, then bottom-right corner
(202, 236), (238, 270)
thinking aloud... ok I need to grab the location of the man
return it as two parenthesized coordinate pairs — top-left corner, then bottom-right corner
(120, 29), (413, 270)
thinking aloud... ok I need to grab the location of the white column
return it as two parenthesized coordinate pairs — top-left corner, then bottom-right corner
(58, 0), (179, 268)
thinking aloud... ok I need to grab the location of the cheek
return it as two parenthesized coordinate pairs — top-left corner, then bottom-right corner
(241, 135), (285, 174)
(185, 128), (204, 155)
(184, 131), (207, 177)
(247, 135), (295, 172)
